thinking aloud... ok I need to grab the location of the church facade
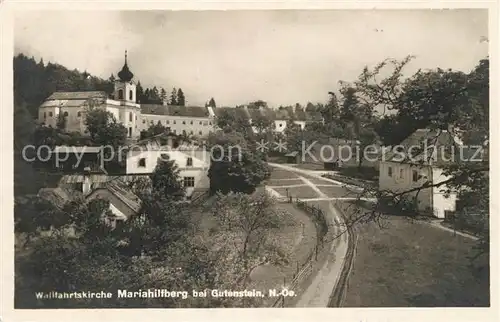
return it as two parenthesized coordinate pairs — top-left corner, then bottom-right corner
(37, 52), (216, 140)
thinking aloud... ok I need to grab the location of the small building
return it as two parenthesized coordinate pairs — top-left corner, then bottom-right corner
(285, 151), (300, 164)
(52, 173), (142, 228)
(50, 146), (103, 173)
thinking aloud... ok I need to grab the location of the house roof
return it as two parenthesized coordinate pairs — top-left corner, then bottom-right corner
(275, 109), (291, 120)
(306, 111), (324, 122)
(382, 129), (484, 167)
(141, 104), (210, 118)
(47, 91), (108, 101)
(294, 109), (307, 121)
(90, 180), (142, 214)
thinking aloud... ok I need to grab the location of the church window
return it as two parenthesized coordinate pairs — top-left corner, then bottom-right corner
(63, 111), (68, 117)
(49, 112), (53, 117)
(118, 89), (124, 100)
(129, 90), (133, 101)
(138, 158), (146, 167)
(77, 111), (81, 117)
(129, 112), (132, 122)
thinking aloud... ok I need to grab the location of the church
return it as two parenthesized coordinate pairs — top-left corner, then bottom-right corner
(38, 51), (216, 140)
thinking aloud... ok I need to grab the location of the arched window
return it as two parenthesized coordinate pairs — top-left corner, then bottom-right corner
(118, 89), (124, 100)
(77, 111), (81, 117)
(63, 111), (69, 117)
(129, 90), (133, 101)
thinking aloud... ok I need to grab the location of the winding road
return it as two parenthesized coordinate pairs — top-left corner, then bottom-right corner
(267, 163), (355, 307)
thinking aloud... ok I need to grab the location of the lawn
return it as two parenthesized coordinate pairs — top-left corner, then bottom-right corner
(317, 185), (356, 198)
(273, 186), (320, 199)
(339, 202), (489, 307)
(249, 203), (317, 293)
(266, 178), (305, 187)
(293, 163), (326, 171)
(269, 169), (301, 180)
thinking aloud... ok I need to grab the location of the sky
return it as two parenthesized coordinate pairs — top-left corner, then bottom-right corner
(14, 9), (488, 108)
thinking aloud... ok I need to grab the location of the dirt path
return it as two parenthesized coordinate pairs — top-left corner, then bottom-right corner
(268, 163), (350, 307)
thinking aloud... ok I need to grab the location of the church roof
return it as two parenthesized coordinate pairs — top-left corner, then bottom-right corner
(46, 91), (107, 101)
(117, 51), (134, 82)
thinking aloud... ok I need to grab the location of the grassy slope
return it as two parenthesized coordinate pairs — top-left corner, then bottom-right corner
(343, 214), (489, 307)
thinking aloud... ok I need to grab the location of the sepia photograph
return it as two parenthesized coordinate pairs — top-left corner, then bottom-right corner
(5, 4), (492, 315)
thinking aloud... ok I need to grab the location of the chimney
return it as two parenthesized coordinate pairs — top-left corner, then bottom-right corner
(82, 167), (92, 195)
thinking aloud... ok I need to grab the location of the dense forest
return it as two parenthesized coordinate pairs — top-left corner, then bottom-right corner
(14, 54), (188, 118)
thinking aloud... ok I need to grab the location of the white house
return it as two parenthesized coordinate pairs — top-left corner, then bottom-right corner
(378, 129), (483, 219)
(125, 142), (210, 197)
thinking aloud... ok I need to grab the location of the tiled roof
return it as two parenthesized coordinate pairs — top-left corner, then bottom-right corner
(306, 111), (324, 122)
(47, 91), (108, 100)
(382, 129), (483, 166)
(91, 180), (142, 214)
(141, 104), (210, 118)
(294, 109), (307, 121)
(275, 109), (291, 120)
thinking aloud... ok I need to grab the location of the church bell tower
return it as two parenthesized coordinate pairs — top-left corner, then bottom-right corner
(114, 50), (136, 103)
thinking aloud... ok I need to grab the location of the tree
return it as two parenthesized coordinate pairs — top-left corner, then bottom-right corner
(337, 86), (379, 169)
(149, 155), (186, 201)
(305, 102), (316, 112)
(207, 131), (270, 195)
(177, 88), (186, 106)
(136, 81), (144, 103)
(208, 97), (216, 108)
(209, 192), (288, 287)
(160, 87), (167, 104)
(321, 92), (341, 124)
(341, 57), (489, 265)
(84, 109), (127, 152)
(141, 121), (167, 140)
(170, 87), (177, 105)
(248, 100), (267, 109)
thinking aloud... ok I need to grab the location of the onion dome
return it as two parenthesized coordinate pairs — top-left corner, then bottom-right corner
(117, 50), (134, 82)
